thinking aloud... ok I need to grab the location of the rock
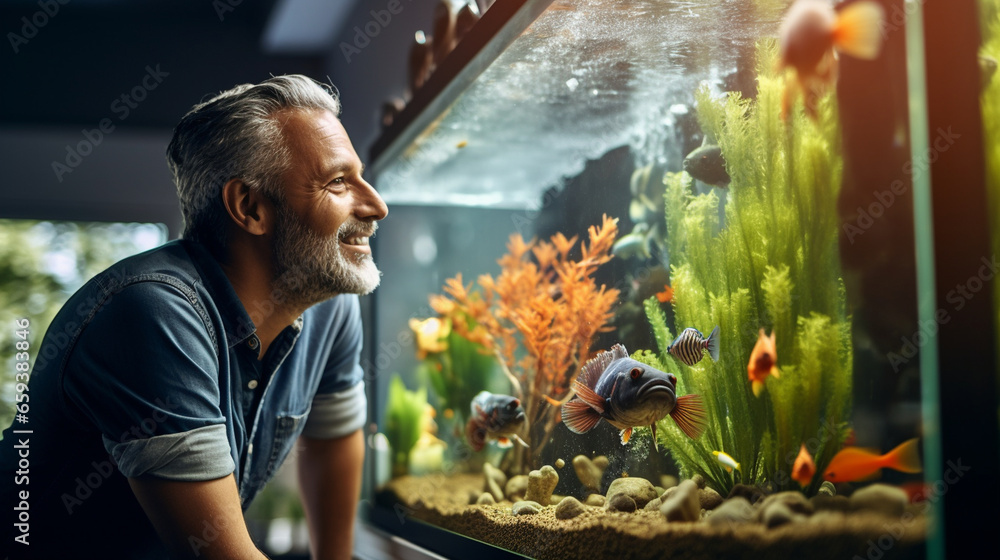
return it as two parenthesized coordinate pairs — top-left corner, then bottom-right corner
(654, 486), (665, 496)
(606, 493), (637, 513)
(691, 474), (706, 489)
(727, 483), (767, 504)
(811, 495), (851, 513)
(809, 511), (847, 525)
(555, 458), (565, 469)
(476, 492), (496, 505)
(512, 500), (544, 515)
(572, 455), (607, 492)
(818, 481), (837, 496)
(643, 496), (663, 511)
(660, 475), (679, 490)
(593, 455), (610, 471)
(707, 497), (756, 527)
(550, 494), (565, 506)
(525, 465), (559, 505)
(660, 479), (700, 522)
(850, 484), (908, 517)
(763, 502), (799, 528)
(483, 463), (507, 502)
(585, 494), (606, 507)
(757, 491), (814, 517)
(606, 477), (659, 509)
(699, 487), (724, 510)
(555, 496), (585, 520)
(505, 475), (528, 501)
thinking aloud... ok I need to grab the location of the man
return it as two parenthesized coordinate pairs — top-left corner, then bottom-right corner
(0, 75), (388, 559)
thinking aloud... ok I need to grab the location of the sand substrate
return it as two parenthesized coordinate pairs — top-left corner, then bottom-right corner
(378, 474), (927, 560)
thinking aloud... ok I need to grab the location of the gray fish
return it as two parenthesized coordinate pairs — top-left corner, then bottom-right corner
(561, 344), (706, 450)
(466, 391), (529, 452)
(668, 326), (720, 366)
(683, 145), (730, 187)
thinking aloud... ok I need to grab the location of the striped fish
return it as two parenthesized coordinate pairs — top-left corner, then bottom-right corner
(667, 326), (720, 366)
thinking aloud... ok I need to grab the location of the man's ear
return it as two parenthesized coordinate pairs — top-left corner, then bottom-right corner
(221, 179), (273, 236)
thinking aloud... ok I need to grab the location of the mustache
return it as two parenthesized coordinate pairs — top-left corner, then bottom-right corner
(337, 219), (378, 239)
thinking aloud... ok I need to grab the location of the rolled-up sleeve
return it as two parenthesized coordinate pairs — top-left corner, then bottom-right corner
(65, 281), (234, 481)
(302, 295), (368, 439)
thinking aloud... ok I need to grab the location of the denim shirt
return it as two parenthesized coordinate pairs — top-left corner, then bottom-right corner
(0, 240), (367, 559)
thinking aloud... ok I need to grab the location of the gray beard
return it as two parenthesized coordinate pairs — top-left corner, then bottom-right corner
(271, 203), (381, 307)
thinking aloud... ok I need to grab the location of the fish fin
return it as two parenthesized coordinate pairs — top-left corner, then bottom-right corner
(619, 427), (633, 445)
(573, 380), (606, 414)
(833, 1), (885, 60)
(512, 434), (531, 448)
(650, 423), (659, 452)
(543, 394), (563, 406)
(885, 437), (923, 474)
(579, 345), (626, 388)
(496, 437), (513, 449)
(771, 366), (781, 379)
(561, 398), (602, 434)
(724, 466), (732, 473)
(669, 394), (707, 439)
(752, 380), (765, 397)
(706, 325), (720, 362)
(465, 419), (486, 452)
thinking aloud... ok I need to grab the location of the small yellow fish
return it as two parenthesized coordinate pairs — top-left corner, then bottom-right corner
(713, 450), (741, 473)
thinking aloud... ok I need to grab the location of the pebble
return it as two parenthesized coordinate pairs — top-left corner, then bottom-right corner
(660, 479), (700, 522)
(763, 502), (799, 528)
(476, 492), (496, 505)
(850, 484), (908, 518)
(505, 475), (528, 502)
(660, 475), (679, 490)
(605, 477), (659, 509)
(555, 458), (565, 469)
(606, 493), (637, 513)
(691, 474), (706, 489)
(573, 455), (608, 492)
(525, 465), (559, 505)
(758, 491), (814, 517)
(512, 500), (544, 516)
(699, 487), (724, 510)
(818, 481), (837, 496)
(585, 494), (606, 507)
(555, 496), (586, 520)
(727, 483), (767, 504)
(643, 496), (663, 511)
(707, 497), (756, 527)
(483, 463), (507, 502)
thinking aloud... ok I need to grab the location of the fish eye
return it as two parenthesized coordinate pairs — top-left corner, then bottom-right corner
(668, 374), (677, 385)
(630, 367), (642, 379)
(508, 400), (519, 410)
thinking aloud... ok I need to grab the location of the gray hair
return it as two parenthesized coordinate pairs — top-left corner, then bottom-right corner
(166, 74), (342, 259)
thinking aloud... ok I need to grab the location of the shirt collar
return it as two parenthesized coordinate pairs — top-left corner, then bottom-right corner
(181, 239), (258, 348)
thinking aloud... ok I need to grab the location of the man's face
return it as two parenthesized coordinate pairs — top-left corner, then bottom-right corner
(269, 108), (388, 305)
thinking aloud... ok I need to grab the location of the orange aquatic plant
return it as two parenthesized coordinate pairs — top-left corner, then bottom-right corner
(428, 215), (621, 470)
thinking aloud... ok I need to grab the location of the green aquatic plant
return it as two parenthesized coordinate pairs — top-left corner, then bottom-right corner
(981, 0), (1000, 354)
(385, 374), (428, 477)
(647, 40), (853, 495)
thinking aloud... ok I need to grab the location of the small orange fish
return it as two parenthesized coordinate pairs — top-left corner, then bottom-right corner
(747, 328), (779, 397)
(655, 284), (674, 303)
(791, 443), (815, 487)
(778, 0), (885, 119)
(823, 438), (922, 483)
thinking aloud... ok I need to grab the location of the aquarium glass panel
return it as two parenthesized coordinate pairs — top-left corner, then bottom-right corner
(367, 1), (933, 558)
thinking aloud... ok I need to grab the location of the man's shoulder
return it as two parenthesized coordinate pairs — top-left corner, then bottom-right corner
(90, 239), (201, 295)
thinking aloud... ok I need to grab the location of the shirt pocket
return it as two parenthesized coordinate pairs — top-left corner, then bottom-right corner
(263, 409), (310, 482)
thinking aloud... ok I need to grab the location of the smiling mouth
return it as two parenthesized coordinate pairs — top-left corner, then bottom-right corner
(340, 235), (370, 246)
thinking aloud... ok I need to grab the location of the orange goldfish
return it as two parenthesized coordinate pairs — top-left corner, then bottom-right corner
(747, 328), (779, 397)
(778, 0), (885, 119)
(823, 438), (922, 483)
(792, 443), (816, 487)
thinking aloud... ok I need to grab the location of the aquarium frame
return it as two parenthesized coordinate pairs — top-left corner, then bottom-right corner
(365, 506), (532, 560)
(367, 0), (555, 174)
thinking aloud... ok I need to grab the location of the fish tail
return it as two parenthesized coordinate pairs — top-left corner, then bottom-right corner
(752, 380), (765, 397)
(561, 398), (602, 434)
(706, 325), (720, 362)
(833, 1), (885, 60)
(670, 394), (707, 439)
(884, 437), (923, 474)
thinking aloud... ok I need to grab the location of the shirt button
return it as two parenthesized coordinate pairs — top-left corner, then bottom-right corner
(247, 337), (259, 350)
(248, 379), (259, 389)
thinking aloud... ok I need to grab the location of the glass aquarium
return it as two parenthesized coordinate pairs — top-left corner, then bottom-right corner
(361, 0), (996, 558)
